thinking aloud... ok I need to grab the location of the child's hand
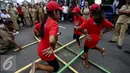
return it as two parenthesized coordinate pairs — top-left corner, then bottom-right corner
(86, 34), (92, 41)
(17, 45), (22, 50)
(74, 21), (79, 25)
(42, 47), (53, 57)
(74, 25), (79, 29)
(100, 32), (103, 36)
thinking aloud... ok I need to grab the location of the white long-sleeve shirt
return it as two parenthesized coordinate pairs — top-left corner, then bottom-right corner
(1, 13), (11, 19)
(62, 6), (69, 14)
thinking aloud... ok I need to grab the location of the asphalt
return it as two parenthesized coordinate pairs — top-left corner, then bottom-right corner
(0, 22), (130, 73)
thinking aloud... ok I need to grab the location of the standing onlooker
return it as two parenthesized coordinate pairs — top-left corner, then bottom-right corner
(17, 3), (26, 27)
(38, 4), (44, 22)
(43, 3), (47, 15)
(59, 3), (63, 21)
(8, 5), (19, 31)
(23, 5), (32, 27)
(109, 0), (130, 49)
(68, 4), (77, 22)
(62, 3), (69, 21)
(81, 1), (90, 20)
(34, 4), (38, 23)
(29, 5), (37, 25)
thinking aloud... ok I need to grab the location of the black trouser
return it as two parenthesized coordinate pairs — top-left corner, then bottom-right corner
(19, 14), (26, 26)
(128, 24), (130, 35)
(68, 12), (74, 22)
(73, 33), (80, 46)
(63, 13), (68, 21)
(84, 46), (89, 53)
(84, 46), (98, 53)
(46, 58), (59, 72)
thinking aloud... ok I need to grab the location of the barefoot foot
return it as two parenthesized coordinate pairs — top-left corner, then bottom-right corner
(29, 62), (36, 73)
(102, 48), (105, 57)
(82, 60), (88, 68)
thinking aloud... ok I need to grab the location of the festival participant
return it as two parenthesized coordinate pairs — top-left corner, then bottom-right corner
(72, 6), (84, 48)
(0, 20), (21, 53)
(62, 3), (69, 21)
(30, 1), (62, 73)
(29, 5), (37, 25)
(81, 1), (90, 19)
(109, 0), (130, 49)
(79, 4), (114, 68)
(17, 3), (26, 27)
(8, 5), (19, 34)
(38, 4), (44, 22)
(22, 5), (32, 27)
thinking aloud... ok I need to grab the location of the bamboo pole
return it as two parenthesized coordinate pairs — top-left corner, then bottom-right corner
(14, 41), (38, 52)
(15, 35), (84, 73)
(57, 50), (84, 73)
(57, 41), (111, 73)
(55, 55), (78, 73)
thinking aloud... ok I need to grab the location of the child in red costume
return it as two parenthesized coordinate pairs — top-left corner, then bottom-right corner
(72, 7), (84, 48)
(79, 4), (114, 68)
(30, 1), (62, 73)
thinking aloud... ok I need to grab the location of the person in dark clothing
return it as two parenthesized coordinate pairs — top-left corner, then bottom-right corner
(128, 25), (130, 34)
(117, 0), (126, 9)
(62, 3), (69, 21)
(17, 3), (26, 27)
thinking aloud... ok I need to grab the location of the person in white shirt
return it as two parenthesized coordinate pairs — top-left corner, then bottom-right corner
(1, 9), (11, 19)
(1, 9), (19, 35)
(62, 3), (69, 21)
(95, 0), (102, 5)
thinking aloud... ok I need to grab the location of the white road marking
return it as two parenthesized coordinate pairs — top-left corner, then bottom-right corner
(59, 26), (66, 29)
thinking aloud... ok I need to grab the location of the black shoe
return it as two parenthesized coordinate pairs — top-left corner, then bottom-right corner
(117, 45), (122, 49)
(109, 40), (117, 43)
(128, 32), (130, 35)
(124, 50), (130, 54)
(0, 49), (8, 54)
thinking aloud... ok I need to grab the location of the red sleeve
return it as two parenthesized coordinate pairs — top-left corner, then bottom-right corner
(80, 19), (89, 29)
(73, 16), (76, 23)
(35, 22), (42, 30)
(49, 22), (58, 36)
(17, 6), (23, 14)
(103, 19), (114, 28)
(80, 16), (84, 24)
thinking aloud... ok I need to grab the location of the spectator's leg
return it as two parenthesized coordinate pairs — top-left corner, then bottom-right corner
(112, 23), (121, 42)
(19, 14), (26, 27)
(66, 13), (68, 21)
(118, 24), (128, 46)
(63, 13), (65, 21)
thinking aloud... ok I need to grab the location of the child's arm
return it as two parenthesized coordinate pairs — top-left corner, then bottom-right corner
(101, 19), (114, 36)
(78, 19), (92, 41)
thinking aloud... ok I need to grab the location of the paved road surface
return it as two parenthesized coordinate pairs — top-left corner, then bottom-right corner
(0, 22), (130, 73)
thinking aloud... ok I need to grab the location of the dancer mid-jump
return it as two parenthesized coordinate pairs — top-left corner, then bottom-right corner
(79, 4), (114, 68)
